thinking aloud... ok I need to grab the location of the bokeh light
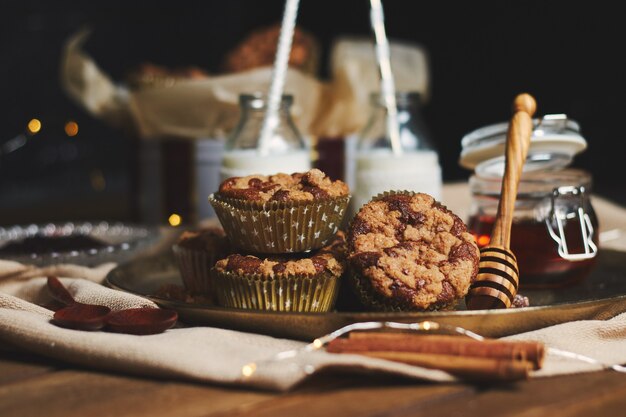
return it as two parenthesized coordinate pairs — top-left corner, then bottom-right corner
(477, 234), (491, 247)
(65, 121), (79, 137)
(90, 169), (106, 191)
(27, 118), (41, 134)
(168, 213), (182, 227)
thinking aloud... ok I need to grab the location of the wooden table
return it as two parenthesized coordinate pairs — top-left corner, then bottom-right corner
(2, 342), (625, 417)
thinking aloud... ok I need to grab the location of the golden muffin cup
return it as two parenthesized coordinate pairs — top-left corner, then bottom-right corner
(209, 169), (351, 254)
(213, 270), (341, 312)
(208, 193), (350, 254)
(212, 232), (347, 312)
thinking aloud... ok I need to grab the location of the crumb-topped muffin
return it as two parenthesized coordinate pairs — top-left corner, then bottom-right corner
(215, 239), (345, 279)
(175, 227), (229, 252)
(221, 23), (320, 75)
(217, 168), (349, 202)
(347, 191), (479, 311)
(212, 232), (347, 312)
(209, 169), (351, 254)
(172, 226), (232, 299)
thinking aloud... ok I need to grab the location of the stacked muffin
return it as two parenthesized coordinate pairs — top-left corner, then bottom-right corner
(208, 169), (351, 312)
(174, 174), (479, 313)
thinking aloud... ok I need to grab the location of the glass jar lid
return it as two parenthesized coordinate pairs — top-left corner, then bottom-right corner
(459, 114), (587, 176)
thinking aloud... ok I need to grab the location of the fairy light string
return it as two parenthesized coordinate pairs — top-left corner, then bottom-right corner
(240, 320), (626, 378)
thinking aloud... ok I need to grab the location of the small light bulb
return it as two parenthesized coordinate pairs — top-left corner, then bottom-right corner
(27, 118), (41, 134)
(168, 214), (182, 227)
(242, 363), (256, 377)
(312, 339), (323, 349)
(65, 121), (79, 137)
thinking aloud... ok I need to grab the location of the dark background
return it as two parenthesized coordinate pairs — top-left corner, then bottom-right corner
(1, 0), (625, 226)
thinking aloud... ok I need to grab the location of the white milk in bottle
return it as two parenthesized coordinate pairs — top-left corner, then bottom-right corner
(351, 92), (442, 214)
(220, 93), (311, 181)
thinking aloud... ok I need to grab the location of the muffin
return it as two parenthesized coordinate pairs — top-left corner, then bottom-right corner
(208, 169), (350, 253)
(212, 232), (346, 312)
(126, 62), (209, 89)
(347, 191), (480, 311)
(172, 226), (232, 300)
(221, 23), (320, 76)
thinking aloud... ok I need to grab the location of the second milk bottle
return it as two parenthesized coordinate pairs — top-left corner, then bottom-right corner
(351, 91), (442, 214)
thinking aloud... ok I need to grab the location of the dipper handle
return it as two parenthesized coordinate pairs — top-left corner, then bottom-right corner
(490, 93), (536, 248)
(466, 93), (536, 310)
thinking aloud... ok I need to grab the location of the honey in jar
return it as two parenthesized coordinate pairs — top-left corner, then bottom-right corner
(460, 114), (599, 288)
(468, 170), (599, 288)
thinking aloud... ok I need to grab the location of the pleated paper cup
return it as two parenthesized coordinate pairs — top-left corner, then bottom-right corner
(348, 269), (406, 312)
(208, 193), (350, 254)
(213, 269), (341, 312)
(172, 244), (218, 301)
(348, 269), (455, 312)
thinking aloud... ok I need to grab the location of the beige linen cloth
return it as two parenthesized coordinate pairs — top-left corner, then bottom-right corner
(2, 186), (626, 391)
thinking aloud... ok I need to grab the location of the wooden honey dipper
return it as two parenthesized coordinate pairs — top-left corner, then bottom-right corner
(466, 93), (536, 310)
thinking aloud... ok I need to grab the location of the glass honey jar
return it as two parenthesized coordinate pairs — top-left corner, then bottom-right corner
(460, 114), (599, 288)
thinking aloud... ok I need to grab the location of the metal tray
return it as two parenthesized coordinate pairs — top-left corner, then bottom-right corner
(106, 249), (626, 341)
(0, 221), (160, 267)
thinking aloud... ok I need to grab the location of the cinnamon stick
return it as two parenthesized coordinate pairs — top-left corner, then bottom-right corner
(360, 351), (532, 381)
(327, 332), (545, 370)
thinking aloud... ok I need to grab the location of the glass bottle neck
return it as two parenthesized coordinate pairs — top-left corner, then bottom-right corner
(224, 94), (307, 153)
(357, 93), (435, 153)
(240, 106), (292, 122)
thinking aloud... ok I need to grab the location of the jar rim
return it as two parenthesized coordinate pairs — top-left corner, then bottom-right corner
(470, 168), (592, 197)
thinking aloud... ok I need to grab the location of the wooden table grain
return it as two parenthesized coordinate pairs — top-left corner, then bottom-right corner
(2, 342), (625, 417)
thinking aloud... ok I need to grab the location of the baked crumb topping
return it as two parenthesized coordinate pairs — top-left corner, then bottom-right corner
(215, 232), (347, 278)
(218, 169), (349, 202)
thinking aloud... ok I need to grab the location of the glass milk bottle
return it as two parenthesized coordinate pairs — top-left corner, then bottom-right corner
(220, 93), (311, 180)
(352, 91), (442, 214)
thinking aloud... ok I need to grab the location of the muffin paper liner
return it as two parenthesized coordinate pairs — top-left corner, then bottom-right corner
(213, 269), (341, 312)
(348, 269), (408, 312)
(348, 269), (454, 312)
(208, 194), (350, 254)
(172, 244), (218, 301)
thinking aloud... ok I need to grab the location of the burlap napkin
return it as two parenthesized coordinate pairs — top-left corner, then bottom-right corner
(1, 188), (625, 391)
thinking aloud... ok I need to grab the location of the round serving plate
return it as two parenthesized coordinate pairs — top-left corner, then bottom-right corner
(0, 221), (161, 266)
(106, 249), (626, 341)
